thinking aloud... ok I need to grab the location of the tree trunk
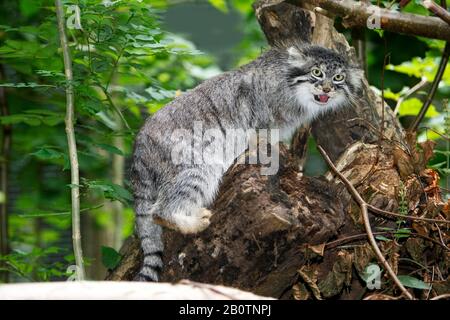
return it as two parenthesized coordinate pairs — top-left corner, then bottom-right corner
(107, 0), (449, 300)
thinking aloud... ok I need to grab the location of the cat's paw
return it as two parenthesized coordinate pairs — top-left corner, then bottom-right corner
(154, 208), (212, 234)
(175, 208), (212, 234)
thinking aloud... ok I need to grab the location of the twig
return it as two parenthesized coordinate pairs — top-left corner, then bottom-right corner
(55, 0), (85, 280)
(418, 126), (450, 141)
(318, 145), (414, 300)
(430, 293), (450, 300)
(423, 0), (450, 26)
(325, 232), (389, 249)
(100, 85), (131, 132)
(367, 203), (450, 225)
(434, 223), (449, 251)
(410, 43), (450, 131)
(291, 0), (450, 41)
(393, 77), (428, 115)
(325, 231), (450, 251)
(399, 0), (412, 8)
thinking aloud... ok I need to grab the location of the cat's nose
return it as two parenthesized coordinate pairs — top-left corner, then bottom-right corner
(322, 87), (331, 93)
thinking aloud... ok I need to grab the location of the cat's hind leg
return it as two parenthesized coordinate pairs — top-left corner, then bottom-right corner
(153, 166), (220, 234)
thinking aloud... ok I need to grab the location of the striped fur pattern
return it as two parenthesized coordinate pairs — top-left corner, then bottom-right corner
(130, 45), (363, 281)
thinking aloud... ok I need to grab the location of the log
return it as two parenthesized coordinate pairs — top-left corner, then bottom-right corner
(107, 146), (349, 299)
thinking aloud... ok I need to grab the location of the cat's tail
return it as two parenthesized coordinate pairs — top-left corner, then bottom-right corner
(134, 197), (164, 282)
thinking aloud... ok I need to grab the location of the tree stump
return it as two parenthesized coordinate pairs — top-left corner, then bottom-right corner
(107, 146), (349, 299)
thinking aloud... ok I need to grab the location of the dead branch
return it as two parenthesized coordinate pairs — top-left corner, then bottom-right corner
(430, 293), (450, 300)
(366, 203), (450, 225)
(318, 145), (414, 300)
(410, 43), (449, 131)
(394, 77), (428, 115)
(291, 0), (450, 41)
(423, 0), (450, 26)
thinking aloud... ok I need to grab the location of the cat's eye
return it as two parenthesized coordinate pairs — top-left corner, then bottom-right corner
(333, 74), (345, 83)
(311, 68), (323, 79)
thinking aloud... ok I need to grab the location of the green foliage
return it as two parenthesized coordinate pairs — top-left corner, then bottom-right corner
(387, 56), (450, 85)
(397, 275), (431, 290)
(101, 246), (122, 270)
(82, 179), (133, 204)
(208, 0), (229, 13)
(0, 0), (218, 281)
(397, 98), (439, 118)
(0, 247), (70, 281)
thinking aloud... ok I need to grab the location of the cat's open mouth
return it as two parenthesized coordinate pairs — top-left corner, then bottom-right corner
(314, 94), (330, 104)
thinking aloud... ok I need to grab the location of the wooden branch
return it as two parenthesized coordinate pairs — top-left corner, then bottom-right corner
(318, 145), (414, 300)
(0, 281), (273, 300)
(254, 0), (313, 47)
(399, 0), (412, 8)
(430, 293), (450, 300)
(55, 0), (85, 280)
(366, 202), (450, 225)
(423, 0), (450, 26)
(394, 77), (428, 115)
(291, 0), (450, 41)
(410, 42), (450, 131)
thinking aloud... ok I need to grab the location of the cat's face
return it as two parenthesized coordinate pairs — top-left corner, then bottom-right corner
(286, 46), (363, 119)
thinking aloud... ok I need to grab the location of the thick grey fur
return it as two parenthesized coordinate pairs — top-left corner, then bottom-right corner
(130, 44), (363, 281)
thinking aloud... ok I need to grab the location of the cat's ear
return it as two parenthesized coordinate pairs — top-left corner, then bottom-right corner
(348, 66), (365, 92)
(287, 46), (306, 60)
(287, 46), (310, 69)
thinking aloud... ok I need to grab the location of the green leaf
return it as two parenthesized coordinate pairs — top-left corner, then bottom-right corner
(208, 0), (229, 13)
(0, 82), (54, 88)
(96, 143), (125, 156)
(387, 56), (450, 85)
(373, 29), (384, 38)
(110, 184), (133, 202)
(101, 246), (122, 270)
(19, 0), (42, 18)
(398, 98), (440, 118)
(376, 235), (391, 241)
(31, 148), (64, 160)
(397, 275), (431, 290)
(86, 180), (133, 203)
(383, 88), (400, 101)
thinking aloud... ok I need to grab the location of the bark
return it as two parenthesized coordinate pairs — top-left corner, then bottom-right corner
(107, 146), (349, 298)
(423, 0), (450, 26)
(107, 1), (449, 300)
(292, 0), (450, 41)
